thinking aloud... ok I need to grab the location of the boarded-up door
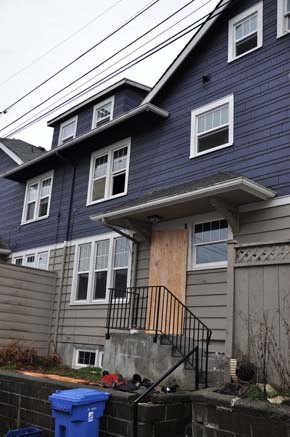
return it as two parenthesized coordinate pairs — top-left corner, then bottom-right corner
(147, 229), (188, 334)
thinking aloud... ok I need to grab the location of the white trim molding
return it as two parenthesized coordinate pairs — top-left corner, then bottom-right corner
(87, 138), (131, 206)
(277, 0), (290, 38)
(190, 95), (234, 158)
(228, 2), (263, 63)
(0, 142), (23, 165)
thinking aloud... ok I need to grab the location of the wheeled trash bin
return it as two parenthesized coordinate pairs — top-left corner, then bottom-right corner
(49, 388), (110, 437)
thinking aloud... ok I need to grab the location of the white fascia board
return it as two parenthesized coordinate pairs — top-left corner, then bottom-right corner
(47, 79), (151, 126)
(0, 248), (11, 255)
(142, 0), (230, 104)
(90, 177), (276, 222)
(0, 142), (23, 165)
(3, 103), (169, 179)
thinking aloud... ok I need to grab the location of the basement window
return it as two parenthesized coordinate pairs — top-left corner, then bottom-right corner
(228, 3), (263, 62)
(190, 95), (234, 157)
(73, 348), (104, 369)
(87, 138), (130, 205)
(191, 219), (229, 269)
(277, 0), (290, 37)
(58, 116), (78, 145)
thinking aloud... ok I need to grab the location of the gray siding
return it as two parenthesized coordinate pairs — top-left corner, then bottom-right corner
(0, 263), (56, 354)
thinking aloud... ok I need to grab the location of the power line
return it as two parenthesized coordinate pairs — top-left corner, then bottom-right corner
(0, 0), (124, 88)
(10, 0), (214, 129)
(1, 0), (217, 135)
(0, 0), (160, 115)
(4, 0), (230, 138)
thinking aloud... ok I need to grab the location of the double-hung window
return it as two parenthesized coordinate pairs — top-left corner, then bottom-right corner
(73, 234), (131, 304)
(92, 97), (114, 128)
(277, 0), (290, 37)
(22, 172), (53, 224)
(58, 116), (77, 145)
(191, 219), (229, 269)
(87, 139), (130, 204)
(228, 3), (263, 62)
(190, 95), (234, 157)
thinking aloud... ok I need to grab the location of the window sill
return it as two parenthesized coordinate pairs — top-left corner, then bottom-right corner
(86, 191), (128, 207)
(277, 30), (290, 39)
(228, 45), (262, 63)
(190, 142), (233, 159)
(21, 215), (49, 226)
(70, 300), (109, 306)
(188, 262), (227, 272)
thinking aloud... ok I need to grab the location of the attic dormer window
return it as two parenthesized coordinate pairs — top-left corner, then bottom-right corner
(58, 116), (77, 145)
(92, 97), (114, 129)
(228, 3), (263, 62)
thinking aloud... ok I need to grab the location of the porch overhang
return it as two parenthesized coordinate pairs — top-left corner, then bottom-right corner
(90, 173), (275, 239)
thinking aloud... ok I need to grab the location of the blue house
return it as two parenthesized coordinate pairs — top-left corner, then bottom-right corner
(1, 0), (290, 385)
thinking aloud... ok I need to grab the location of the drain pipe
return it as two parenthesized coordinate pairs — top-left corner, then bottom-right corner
(52, 152), (76, 350)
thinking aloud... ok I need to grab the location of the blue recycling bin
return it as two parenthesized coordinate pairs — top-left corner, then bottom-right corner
(49, 388), (110, 437)
(6, 428), (42, 437)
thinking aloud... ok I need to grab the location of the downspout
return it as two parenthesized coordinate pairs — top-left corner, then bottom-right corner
(52, 152), (76, 349)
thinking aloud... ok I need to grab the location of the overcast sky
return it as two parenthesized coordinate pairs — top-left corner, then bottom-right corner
(0, 0), (219, 150)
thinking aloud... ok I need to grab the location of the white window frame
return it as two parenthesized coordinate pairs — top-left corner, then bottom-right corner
(58, 116), (78, 146)
(71, 233), (132, 305)
(91, 96), (114, 129)
(277, 0), (290, 37)
(188, 212), (233, 271)
(72, 348), (104, 369)
(12, 249), (50, 270)
(21, 171), (54, 225)
(228, 2), (263, 63)
(87, 138), (131, 206)
(190, 95), (234, 158)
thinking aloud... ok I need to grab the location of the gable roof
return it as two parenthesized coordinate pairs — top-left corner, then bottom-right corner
(0, 138), (46, 165)
(47, 78), (151, 127)
(142, 0), (232, 104)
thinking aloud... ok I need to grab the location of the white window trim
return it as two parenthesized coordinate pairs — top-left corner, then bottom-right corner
(91, 96), (115, 129)
(190, 95), (234, 159)
(228, 2), (263, 63)
(71, 233), (132, 305)
(277, 0), (290, 38)
(187, 212), (233, 271)
(72, 348), (103, 369)
(21, 171), (54, 225)
(86, 138), (131, 206)
(58, 116), (78, 146)
(12, 249), (50, 270)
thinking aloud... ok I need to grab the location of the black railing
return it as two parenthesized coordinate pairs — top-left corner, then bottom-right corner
(106, 286), (212, 388)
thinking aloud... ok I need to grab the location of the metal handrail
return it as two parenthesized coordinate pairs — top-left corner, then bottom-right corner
(106, 285), (212, 387)
(132, 347), (198, 437)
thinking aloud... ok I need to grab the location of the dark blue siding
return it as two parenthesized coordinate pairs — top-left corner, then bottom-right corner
(51, 86), (147, 148)
(1, 0), (290, 251)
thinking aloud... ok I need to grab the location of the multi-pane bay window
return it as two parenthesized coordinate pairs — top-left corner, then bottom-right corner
(58, 116), (77, 145)
(72, 234), (131, 304)
(190, 95), (234, 157)
(22, 172), (53, 224)
(277, 0), (290, 37)
(87, 139), (130, 204)
(92, 97), (114, 128)
(228, 3), (263, 62)
(191, 219), (229, 269)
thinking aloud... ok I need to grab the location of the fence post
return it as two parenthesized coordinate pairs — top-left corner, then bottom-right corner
(225, 240), (237, 380)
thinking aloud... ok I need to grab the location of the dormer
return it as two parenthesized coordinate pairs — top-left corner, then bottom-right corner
(48, 79), (150, 149)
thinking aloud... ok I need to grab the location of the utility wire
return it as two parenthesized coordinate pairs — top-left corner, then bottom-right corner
(9, 0), (214, 129)
(1, 0), (218, 135)
(0, 0), (124, 88)
(0, 0), (160, 115)
(4, 0), (230, 138)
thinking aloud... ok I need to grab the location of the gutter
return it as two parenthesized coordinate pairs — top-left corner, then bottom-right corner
(2, 103), (169, 180)
(0, 248), (11, 256)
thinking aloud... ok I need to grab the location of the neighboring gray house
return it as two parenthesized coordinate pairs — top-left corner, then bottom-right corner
(1, 0), (290, 386)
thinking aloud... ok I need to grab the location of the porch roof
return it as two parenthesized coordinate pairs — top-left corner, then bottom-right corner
(90, 172), (275, 234)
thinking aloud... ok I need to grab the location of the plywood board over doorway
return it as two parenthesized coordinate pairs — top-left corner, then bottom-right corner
(147, 229), (188, 334)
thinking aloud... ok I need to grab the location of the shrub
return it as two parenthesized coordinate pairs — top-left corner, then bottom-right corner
(0, 342), (61, 369)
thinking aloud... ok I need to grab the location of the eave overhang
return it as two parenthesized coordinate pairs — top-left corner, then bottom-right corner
(2, 103), (168, 181)
(90, 176), (276, 233)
